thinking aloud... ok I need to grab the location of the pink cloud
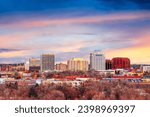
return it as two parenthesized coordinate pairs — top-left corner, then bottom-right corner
(1, 11), (150, 28)
(0, 11), (149, 64)
(0, 29), (53, 49)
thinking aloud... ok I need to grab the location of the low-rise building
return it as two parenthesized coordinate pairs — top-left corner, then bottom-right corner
(55, 63), (67, 71)
(142, 65), (150, 72)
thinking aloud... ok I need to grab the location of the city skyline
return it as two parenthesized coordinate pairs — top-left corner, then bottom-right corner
(0, 0), (150, 64)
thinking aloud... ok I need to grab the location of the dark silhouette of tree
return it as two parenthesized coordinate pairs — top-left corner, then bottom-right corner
(28, 86), (38, 99)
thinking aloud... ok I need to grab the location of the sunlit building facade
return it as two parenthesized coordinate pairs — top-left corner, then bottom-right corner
(29, 58), (40, 71)
(55, 63), (67, 71)
(67, 58), (88, 71)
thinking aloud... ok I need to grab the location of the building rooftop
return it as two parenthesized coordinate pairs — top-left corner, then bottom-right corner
(71, 58), (86, 61)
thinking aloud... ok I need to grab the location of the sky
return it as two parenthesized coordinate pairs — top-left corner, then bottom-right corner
(0, 0), (150, 64)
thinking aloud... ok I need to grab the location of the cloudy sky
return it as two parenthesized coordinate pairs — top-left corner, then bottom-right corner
(0, 0), (150, 64)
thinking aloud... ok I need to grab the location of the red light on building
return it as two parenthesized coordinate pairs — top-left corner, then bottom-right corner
(112, 57), (130, 69)
(65, 76), (77, 80)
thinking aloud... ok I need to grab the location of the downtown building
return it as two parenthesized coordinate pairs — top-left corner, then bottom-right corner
(142, 65), (150, 72)
(55, 63), (67, 71)
(67, 58), (88, 71)
(29, 58), (40, 72)
(90, 51), (105, 70)
(112, 57), (130, 69)
(0, 63), (25, 71)
(0, 64), (12, 71)
(40, 54), (55, 71)
(106, 59), (112, 70)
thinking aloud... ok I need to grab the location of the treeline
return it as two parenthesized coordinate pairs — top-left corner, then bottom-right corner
(0, 80), (150, 100)
(43, 70), (112, 79)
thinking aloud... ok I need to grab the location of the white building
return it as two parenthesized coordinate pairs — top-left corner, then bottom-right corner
(97, 70), (115, 75)
(90, 51), (105, 70)
(25, 61), (29, 70)
(142, 66), (150, 72)
(41, 54), (55, 71)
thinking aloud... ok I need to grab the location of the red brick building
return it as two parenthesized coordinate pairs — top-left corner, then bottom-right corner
(112, 57), (130, 69)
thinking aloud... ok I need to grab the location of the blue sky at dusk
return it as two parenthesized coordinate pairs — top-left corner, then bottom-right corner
(0, 0), (150, 63)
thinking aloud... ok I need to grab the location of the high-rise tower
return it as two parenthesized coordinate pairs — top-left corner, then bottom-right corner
(90, 51), (105, 70)
(41, 54), (55, 71)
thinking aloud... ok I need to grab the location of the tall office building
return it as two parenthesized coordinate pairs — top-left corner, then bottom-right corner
(90, 51), (105, 70)
(67, 58), (88, 71)
(41, 54), (55, 71)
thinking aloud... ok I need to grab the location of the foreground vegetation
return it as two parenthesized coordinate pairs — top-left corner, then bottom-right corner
(0, 80), (150, 100)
